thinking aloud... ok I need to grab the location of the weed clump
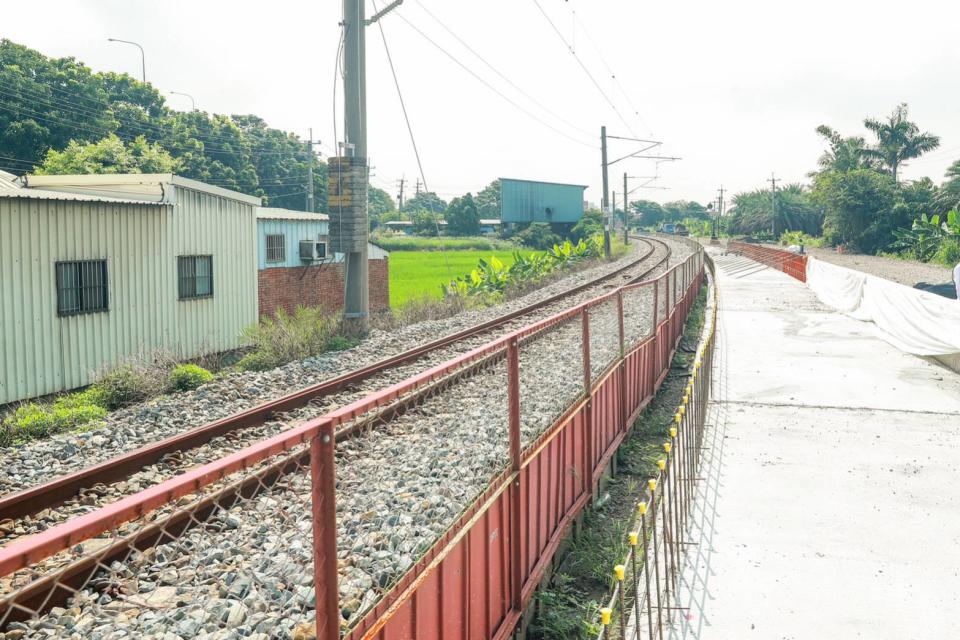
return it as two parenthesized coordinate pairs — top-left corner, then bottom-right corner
(239, 307), (355, 371)
(168, 363), (214, 392)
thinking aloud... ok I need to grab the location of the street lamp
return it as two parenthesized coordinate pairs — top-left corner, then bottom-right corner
(107, 38), (146, 82)
(170, 91), (196, 111)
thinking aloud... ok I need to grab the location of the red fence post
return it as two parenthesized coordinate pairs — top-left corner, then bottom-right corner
(507, 338), (523, 612)
(311, 421), (340, 640)
(652, 278), (660, 381)
(581, 309), (594, 496)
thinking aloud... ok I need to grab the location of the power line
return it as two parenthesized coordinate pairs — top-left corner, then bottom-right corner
(568, 6), (654, 136)
(0, 83), (313, 157)
(530, 0), (638, 138)
(412, 0), (595, 139)
(394, 11), (597, 149)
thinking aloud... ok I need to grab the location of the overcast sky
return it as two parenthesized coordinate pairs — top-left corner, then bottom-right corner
(5, 0), (960, 208)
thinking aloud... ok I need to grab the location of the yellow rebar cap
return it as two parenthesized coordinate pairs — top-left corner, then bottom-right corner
(669, 427), (677, 438)
(614, 564), (626, 581)
(629, 531), (639, 545)
(638, 502), (648, 515)
(656, 459), (666, 470)
(600, 607), (612, 625)
(663, 442), (672, 454)
(648, 479), (657, 491)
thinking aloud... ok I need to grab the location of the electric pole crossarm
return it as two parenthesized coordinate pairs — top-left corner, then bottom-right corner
(607, 142), (663, 166)
(367, 0), (403, 25)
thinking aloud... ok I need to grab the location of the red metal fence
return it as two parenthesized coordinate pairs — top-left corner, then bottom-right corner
(0, 239), (705, 640)
(727, 241), (807, 282)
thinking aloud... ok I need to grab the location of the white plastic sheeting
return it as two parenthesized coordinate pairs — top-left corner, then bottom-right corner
(806, 257), (960, 357)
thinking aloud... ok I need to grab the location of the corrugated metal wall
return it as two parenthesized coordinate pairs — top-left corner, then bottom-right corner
(257, 218), (330, 269)
(500, 179), (586, 224)
(0, 187), (257, 404)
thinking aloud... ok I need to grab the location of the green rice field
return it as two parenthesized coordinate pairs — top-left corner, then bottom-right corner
(389, 250), (526, 308)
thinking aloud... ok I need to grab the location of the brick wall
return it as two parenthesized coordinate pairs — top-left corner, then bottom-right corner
(258, 258), (390, 319)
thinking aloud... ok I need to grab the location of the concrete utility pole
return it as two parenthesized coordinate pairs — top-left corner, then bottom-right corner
(601, 126), (612, 258)
(306, 128), (315, 213)
(713, 185), (725, 241)
(340, 0), (369, 329)
(397, 176), (405, 212)
(768, 173), (779, 239)
(415, 178), (422, 196)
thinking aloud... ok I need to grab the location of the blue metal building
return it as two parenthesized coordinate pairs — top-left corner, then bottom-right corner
(500, 178), (587, 224)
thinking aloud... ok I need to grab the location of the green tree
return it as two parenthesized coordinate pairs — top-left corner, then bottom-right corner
(662, 200), (708, 223)
(862, 103), (940, 183)
(411, 210), (441, 236)
(36, 134), (179, 174)
(935, 159), (960, 214)
(445, 193), (481, 236)
(515, 222), (562, 250)
(475, 179), (501, 219)
(812, 169), (897, 252)
(813, 125), (877, 173)
(728, 185), (822, 237)
(631, 200), (666, 227)
(571, 209), (604, 241)
(368, 186), (396, 217)
(405, 191), (447, 214)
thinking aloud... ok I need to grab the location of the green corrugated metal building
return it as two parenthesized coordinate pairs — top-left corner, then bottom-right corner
(500, 177), (587, 224)
(0, 172), (260, 404)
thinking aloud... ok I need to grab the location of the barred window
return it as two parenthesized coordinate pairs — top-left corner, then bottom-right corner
(55, 260), (108, 316)
(178, 255), (214, 300)
(265, 234), (285, 263)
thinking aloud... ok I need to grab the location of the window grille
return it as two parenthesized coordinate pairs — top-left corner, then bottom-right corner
(265, 234), (285, 263)
(55, 260), (109, 316)
(178, 255), (214, 300)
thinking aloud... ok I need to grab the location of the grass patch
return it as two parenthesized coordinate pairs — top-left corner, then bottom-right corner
(389, 250), (533, 308)
(168, 363), (214, 392)
(372, 235), (520, 252)
(238, 306), (360, 371)
(530, 285), (709, 639)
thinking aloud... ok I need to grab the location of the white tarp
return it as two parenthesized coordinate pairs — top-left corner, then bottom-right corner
(806, 257), (960, 357)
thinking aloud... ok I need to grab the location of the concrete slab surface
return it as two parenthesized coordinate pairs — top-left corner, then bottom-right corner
(673, 251), (960, 639)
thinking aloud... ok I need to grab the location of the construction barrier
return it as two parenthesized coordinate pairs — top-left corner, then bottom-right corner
(727, 241), (807, 282)
(0, 237), (706, 640)
(594, 253), (718, 640)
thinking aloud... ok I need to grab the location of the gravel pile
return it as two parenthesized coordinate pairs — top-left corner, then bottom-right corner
(2, 237), (697, 640)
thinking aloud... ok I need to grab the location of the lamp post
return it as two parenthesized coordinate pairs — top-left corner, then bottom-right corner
(170, 91), (196, 111)
(107, 38), (146, 82)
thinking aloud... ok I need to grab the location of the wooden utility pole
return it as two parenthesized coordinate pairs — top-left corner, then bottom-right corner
(397, 176), (405, 212)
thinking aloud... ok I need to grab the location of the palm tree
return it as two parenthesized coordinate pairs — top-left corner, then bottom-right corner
(862, 103), (940, 183)
(934, 159), (960, 213)
(814, 125), (877, 173)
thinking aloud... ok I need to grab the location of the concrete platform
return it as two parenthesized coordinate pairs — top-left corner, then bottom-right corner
(674, 251), (960, 639)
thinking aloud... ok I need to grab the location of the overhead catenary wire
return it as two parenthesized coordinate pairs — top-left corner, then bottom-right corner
(530, 0), (639, 139)
(393, 11), (598, 149)
(567, 4), (655, 137)
(411, 0), (595, 140)
(373, 0), (453, 284)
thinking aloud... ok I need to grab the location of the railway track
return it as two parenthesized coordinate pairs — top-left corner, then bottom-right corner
(0, 237), (679, 625)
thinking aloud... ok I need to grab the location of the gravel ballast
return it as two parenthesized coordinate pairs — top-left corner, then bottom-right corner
(1, 237), (698, 640)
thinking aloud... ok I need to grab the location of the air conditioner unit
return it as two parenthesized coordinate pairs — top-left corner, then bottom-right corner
(300, 240), (329, 262)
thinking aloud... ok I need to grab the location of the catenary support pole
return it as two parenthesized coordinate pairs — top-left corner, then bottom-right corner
(623, 172), (630, 244)
(601, 126), (612, 258)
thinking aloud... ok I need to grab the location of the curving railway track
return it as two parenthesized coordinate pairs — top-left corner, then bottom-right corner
(0, 235), (684, 633)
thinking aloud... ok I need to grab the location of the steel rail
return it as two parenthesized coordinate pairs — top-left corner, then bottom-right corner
(0, 237), (666, 524)
(0, 237), (673, 623)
